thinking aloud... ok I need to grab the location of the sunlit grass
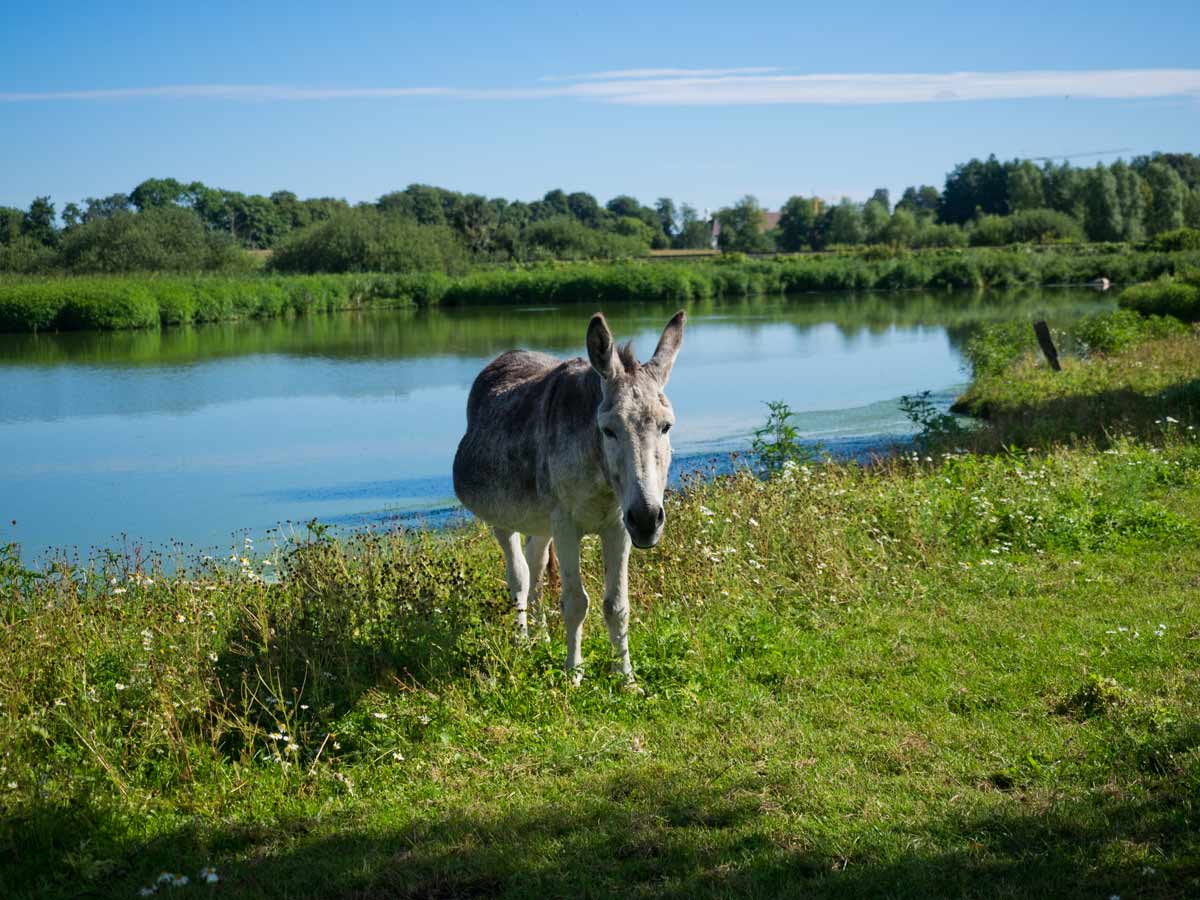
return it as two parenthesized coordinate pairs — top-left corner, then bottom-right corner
(2, 428), (1199, 897)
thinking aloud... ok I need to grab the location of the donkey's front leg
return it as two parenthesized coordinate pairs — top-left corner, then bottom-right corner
(493, 528), (530, 641)
(551, 516), (588, 684)
(599, 521), (638, 690)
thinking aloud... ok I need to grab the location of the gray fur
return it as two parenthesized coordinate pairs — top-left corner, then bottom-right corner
(453, 311), (686, 684)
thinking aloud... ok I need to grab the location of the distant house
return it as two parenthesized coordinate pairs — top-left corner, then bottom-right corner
(708, 209), (783, 249)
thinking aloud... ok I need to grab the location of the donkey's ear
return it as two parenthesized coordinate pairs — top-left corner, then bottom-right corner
(646, 310), (686, 386)
(586, 313), (622, 381)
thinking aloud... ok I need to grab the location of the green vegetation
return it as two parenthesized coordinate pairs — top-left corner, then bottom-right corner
(1119, 270), (1200, 322)
(4, 271), (1200, 896)
(4, 415), (1199, 897)
(4, 154), (1200, 276)
(4, 245), (1198, 333)
(0, 274), (459, 332)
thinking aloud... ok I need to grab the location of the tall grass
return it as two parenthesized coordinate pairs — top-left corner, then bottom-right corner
(0, 273), (449, 333)
(2, 429), (1199, 897)
(2, 246), (1198, 333)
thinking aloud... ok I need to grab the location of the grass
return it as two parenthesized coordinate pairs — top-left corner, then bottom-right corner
(2, 244), (1198, 333)
(3, 427), (1200, 897)
(952, 325), (1200, 449)
(4, 298), (1200, 898)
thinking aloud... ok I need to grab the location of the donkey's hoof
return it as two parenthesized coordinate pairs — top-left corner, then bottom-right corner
(619, 676), (644, 696)
(567, 666), (585, 687)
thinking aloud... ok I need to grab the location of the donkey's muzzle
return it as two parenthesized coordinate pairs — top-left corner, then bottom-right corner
(625, 503), (665, 549)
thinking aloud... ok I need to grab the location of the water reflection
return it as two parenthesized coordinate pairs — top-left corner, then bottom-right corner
(0, 289), (1112, 558)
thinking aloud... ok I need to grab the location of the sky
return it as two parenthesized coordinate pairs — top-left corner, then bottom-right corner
(1, 0), (1198, 214)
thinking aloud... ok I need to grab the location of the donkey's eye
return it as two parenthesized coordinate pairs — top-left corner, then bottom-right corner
(661, 422), (672, 434)
(602, 427), (617, 439)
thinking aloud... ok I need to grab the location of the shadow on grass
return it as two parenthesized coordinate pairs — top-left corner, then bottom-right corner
(10, 763), (1195, 900)
(956, 379), (1200, 451)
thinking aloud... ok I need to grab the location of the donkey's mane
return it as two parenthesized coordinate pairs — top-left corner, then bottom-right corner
(617, 341), (639, 373)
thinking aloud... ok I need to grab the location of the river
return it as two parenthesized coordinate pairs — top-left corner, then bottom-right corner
(0, 288), (1110, 560)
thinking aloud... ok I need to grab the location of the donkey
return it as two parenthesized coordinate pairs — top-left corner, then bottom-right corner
(453, 311), (686, 687)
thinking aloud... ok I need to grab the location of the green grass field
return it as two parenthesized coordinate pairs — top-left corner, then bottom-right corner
(2, 326), (1199, 899)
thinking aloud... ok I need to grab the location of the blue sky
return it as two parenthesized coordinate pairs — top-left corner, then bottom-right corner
(1, 0), (1197, 214)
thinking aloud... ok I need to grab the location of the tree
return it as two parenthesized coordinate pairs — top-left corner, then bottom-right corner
(0, 207), (24, 244)
(541, 189), (571, 218)
(867, 188), (890, 212)
(454, 193), (499, 254)
(673, 204), (712, 250)
(715, 195), (770, 252)
(1184, 187), (1200, 229)
(1144, 161), (1186, 235)
(862, 200), (889, 243)
(83, 193), (132, 222)
(566, 192), (601, 226)
(130, 177), (189, 210)
(822, 200), (865, 246)
(654, 198), (677, 239)
(896, 186), (940, 218)
(61, 202), (83, 229)
(403, 184), (449, 226)
(23, 196), (57, 246)
(880, 208), (918, 246)
(776, 196), (818, 251)
(1006, 161), (1045, 212)
(939, 155), (1008, 223)
(1083, 165), (1123, 242)
(1111, 161), (1145, 242)
(605, 195), (642, 219)
(1043, 162), (1087, 221)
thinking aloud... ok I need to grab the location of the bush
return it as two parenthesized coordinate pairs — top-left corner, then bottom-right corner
(970, 209), (1084, 246)
(1007, 209), (1085, 244)
(523, 217), (650, 261)
(0, 236), (57, 274)
(58, 208), (245, 273)
(1119, 274), (1200, 322)
(1072, 308), (1188, 355)
(270, 209), (469, 275)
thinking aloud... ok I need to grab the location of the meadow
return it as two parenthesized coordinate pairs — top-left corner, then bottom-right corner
(1, 309), (1198, 897)
(1, 244), (1198, 333)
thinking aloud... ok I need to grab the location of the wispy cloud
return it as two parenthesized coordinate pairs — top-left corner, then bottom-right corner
(4, 68), (1199, 106)
(543, 67), (783, 82)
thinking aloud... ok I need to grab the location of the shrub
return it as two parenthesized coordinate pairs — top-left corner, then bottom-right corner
(1119, 275), (1200, 322)
(270, 209), (469, 275)
(1072, 309), (1188, 355)
(57, 208), (244, 273)
(1149, 228), (1200, 252)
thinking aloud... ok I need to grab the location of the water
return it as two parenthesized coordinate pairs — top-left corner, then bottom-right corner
(0, 288), (1111, 560)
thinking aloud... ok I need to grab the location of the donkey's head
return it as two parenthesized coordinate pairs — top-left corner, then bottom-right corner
(586, 311), (686, 549)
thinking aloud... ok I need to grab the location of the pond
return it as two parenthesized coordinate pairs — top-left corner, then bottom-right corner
(0, 288), (1111, 560)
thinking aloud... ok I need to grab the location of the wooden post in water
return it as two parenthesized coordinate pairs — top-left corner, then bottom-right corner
(1033, 320), (1061, 371)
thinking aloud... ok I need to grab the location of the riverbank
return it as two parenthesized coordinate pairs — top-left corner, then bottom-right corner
(3, 336), (1200, 897)
(2, 244), (1197, 333)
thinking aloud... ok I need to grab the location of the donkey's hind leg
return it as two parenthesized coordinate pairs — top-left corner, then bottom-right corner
(494, 528), (530, 641)
(523, 536), (553, 641)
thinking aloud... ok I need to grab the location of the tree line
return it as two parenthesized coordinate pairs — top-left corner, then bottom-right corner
(1, 153), (1198, 275)
(715, 153), (1200, 253)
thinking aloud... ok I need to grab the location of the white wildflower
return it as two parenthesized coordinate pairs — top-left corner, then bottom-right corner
(747, 517), (759, 527)
(373, 712), (388, 720)
(112, 587), (127, 596)
(199, 867), (219, 884)
(115, 683), (127, 691)
(286, 742), (299, 752)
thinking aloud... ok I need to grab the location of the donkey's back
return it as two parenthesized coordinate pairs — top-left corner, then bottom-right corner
(453, 349), (578, 534)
